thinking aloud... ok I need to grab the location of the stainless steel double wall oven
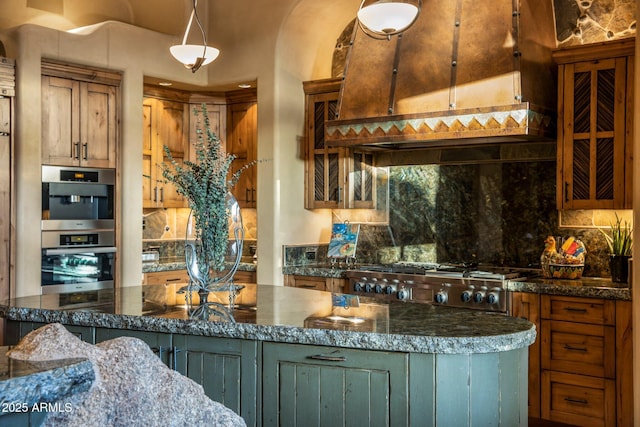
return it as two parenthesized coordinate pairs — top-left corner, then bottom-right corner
(41, 166), (116, 294)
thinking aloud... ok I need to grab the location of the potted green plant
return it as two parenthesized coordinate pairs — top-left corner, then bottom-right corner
(162, 105), (254, 299)
(600, 214), (632, 283)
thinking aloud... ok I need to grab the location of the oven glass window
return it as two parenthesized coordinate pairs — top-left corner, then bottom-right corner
(42, 251), (114, 285)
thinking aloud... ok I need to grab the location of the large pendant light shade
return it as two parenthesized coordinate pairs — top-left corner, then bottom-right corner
(357, 0), (421, 39)
(170, 0), (219, 73)
(170, 44), (219, 70)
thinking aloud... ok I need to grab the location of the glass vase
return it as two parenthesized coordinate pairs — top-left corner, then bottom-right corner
(184, 192), (245, 320)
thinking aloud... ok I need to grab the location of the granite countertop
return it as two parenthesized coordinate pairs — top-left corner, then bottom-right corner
(0, 284), (534, 355)
(507, 276), (631, 300)
(143, 258), (256, 274)
(283, 264), (632, 300)
(0, 346), (94, 409)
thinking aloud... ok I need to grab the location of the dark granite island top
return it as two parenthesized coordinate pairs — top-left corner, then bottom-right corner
(0, 284), (534, 354)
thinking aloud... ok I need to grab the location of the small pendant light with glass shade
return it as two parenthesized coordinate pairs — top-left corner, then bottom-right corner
(170, 0), (220, 73)
(357, 0), (422, 40)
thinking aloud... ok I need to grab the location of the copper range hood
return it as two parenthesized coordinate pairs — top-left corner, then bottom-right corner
(326, 0), (558, 152)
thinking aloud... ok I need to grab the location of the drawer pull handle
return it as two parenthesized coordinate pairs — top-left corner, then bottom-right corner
(299, 284), (317, 288)
(564, 307), (587, 313)
(564, 397), (588, 405)
(307, 354), (347, 362)
(564, 344), (587, 352)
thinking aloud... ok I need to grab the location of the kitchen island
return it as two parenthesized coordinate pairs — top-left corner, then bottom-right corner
(1, 284), (535, 427)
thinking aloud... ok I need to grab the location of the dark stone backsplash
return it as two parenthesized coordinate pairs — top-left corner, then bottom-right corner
(287, 161), (617, 278)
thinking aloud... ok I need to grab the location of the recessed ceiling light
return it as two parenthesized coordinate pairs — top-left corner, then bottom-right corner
(158, 82), (173, 86)
(238, 83), (252, 89)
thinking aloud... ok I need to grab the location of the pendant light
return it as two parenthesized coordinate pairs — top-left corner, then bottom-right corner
(357, 0), (422, 40)
(170, 0), (220, 73)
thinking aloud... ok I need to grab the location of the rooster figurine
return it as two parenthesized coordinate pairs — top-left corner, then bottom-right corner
(540, 236), (557, 277)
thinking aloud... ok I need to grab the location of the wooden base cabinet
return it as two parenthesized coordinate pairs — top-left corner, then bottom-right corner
(513, 293), (632, 426)
(526, 295), (632, 427)
(541, 370), (615, 427)
(284, 274), (347, 293)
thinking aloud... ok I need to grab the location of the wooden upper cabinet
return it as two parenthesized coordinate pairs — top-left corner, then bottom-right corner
(554, 39), (634, 209)
(304, 79), (344, 209)
(142, 94), (190, 208)
(303, 78), (378, 210)
(42, 75), (118, 168)
(227, 89), (257, 209)
(189, 98), (227, 159)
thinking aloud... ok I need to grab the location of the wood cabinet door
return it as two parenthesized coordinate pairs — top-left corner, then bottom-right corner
(157, 99), (189, 207)
(42, 75), (80, 166)
(541, 370), (615, 427)
(142, 96), (189, 208)
(142, 100), (155, 207)
(558, 57), (629, 209)
(80, 82), (117, 168)
(304, 89), (345, 209)
(0, 97), (10, 302)
(511, 292), (541, 418)
(227, 101), (257, 208)
(42, 76), (117, 168)
(173, 335), (258, 426)
(348, 151), (376, 208)
(262, 342), (408, 427)
(189, 102), (227, 163)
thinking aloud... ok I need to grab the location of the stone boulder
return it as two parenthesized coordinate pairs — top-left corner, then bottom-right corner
(8, 323), (246, 427)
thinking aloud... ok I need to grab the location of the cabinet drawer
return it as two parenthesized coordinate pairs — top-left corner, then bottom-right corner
(542, 371), (615, 427)
(144, 270), (190, 285)
(233, 270), (256, 283)
(541, 295), (615, 325)
(541, 320), (615, 378)
(284, 275), (327, 291)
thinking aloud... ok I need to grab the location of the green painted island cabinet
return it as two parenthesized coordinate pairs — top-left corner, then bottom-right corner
(262, 342), (409, 426)
(172, 334), (258, 426)
(6, 321), (529, 426)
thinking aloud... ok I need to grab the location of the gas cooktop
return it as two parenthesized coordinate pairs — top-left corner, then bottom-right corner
(355, 262), (531, 280)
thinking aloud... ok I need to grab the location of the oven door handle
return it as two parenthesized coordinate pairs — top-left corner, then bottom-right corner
(43, 246), (117, 255)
